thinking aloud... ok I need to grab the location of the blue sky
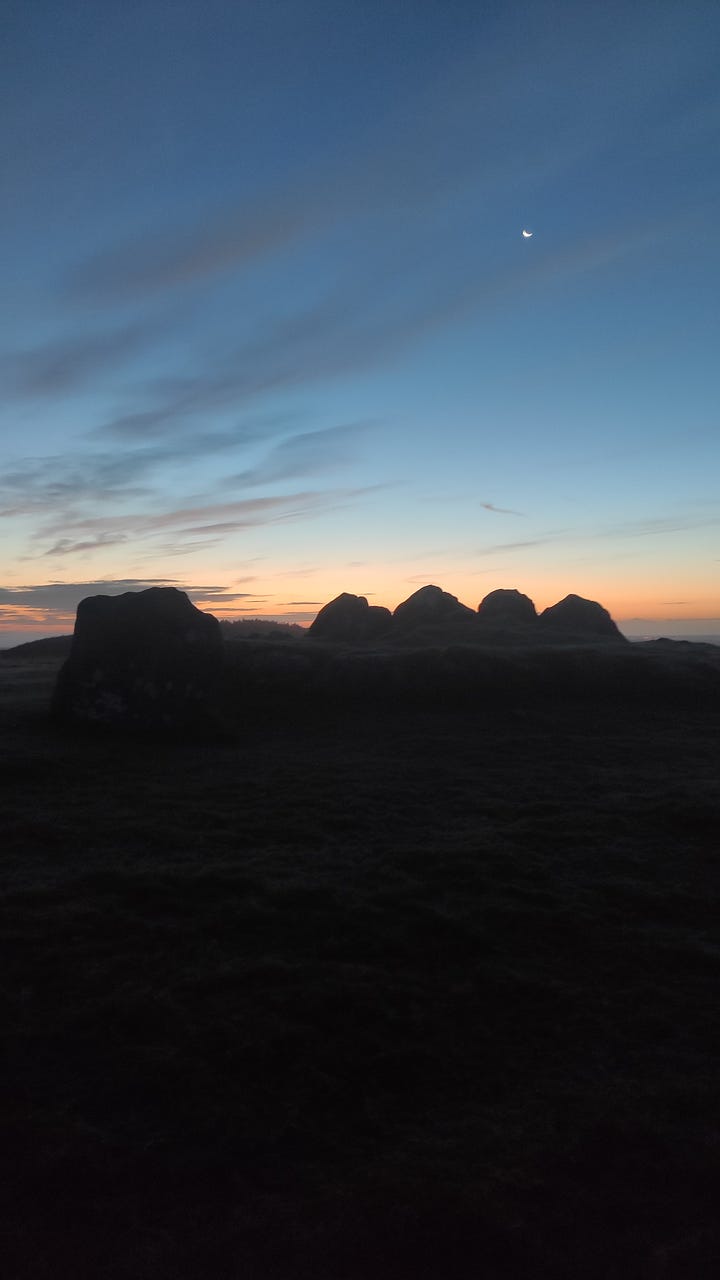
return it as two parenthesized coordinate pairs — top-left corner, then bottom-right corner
(2, 0), (719, 643)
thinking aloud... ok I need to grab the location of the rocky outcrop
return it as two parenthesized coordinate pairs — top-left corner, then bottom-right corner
(51, 587), (224, 733)
(477, 588), (538, 628)
(539, 594), (626, 641)
(308, 593), (392, 642)
(392, 585), (475, 633)
(307, 584), (626, 648)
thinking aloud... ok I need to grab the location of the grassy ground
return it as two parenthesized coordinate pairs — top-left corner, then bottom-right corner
(2, 653), (719, 1278)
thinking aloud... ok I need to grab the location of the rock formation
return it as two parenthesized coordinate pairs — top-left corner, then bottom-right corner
(539, 594), (626, 641)
(307, 584), (626, 648)
(392, 584), (475, 633)
(52, 586), (224, 732)
(307, 593), (392, 642)
(477, 588), (538, 628)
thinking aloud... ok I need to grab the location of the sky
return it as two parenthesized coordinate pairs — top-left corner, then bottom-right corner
(2, 0), (719, 645)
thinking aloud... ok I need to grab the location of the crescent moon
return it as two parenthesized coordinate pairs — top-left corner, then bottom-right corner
(522, 229), (533, 238)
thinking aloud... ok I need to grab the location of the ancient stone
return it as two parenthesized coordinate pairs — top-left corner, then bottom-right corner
(51, 587), (224, 732)
(477, 588), (538, 628)
(538, 594), (626, 641)
(308, 593), (392, 643)
(392, 585), (475, 632)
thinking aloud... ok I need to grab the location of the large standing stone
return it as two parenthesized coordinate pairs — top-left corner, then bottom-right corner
(393, 585), (475, 633)
(51, 587), (224, 732)
(539, 594), (626, 641)
(308, 593), (392, 642)
(477, 588), (538, 628)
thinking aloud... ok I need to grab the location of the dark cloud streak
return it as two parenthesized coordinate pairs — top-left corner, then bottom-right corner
(63, 15), (666, 309)
(27, 487), (379, 559)
(0, 322), (156, 397)
(69, 199), (310, 301)
(90, 215), (679, 449)
(481, 502), (524, 516)
(227, 421), (372, 488)
(37, 533), (128, 559)
(0, 421), (295, 517)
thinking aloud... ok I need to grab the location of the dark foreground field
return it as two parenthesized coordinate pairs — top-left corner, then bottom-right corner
(2, 650), (719, 1278)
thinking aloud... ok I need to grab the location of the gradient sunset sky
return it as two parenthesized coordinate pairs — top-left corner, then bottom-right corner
(2, 0), (719, 644)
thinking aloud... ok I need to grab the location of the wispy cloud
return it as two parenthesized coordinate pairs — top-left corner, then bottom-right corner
(481, 502), (524, 516)
(85, 211), (685, 452)
(227, 421), (372, 488)
(0, 420), (297, 518)
(136, 538), (226, 560)
(26, 487), (378, 560)
(0, 580), (258, 614)
(597, 513), (720, 540)
(0, 580), (176, 612)
(92, 290), (412, 440)
(475, 508), (720, 559)
(96, 388), (286, 441)
(1, 409), (378, 563)
(69, 201), (309, 301)
(0, 323), (155, 397)
(63, 57), (510, 306)
(476, 538), (555, 556)
(37, 533), (129, 558)
(63, 7), (675, 313)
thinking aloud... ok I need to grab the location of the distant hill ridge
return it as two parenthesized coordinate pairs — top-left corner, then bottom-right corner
(1, 635), (74, 660)
(0, 618), (304, 658)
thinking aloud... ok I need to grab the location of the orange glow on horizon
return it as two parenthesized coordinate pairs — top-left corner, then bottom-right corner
(0, 606), (76, 634)
(2, 573), (719, 642)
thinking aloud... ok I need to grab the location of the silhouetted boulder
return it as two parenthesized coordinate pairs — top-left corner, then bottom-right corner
(52, 587), (224, 733)
(539, 594), (626, 642)
(393, 585), (474, 634)
(308, 593), (392, 642)
(477, 588), (537, 628)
